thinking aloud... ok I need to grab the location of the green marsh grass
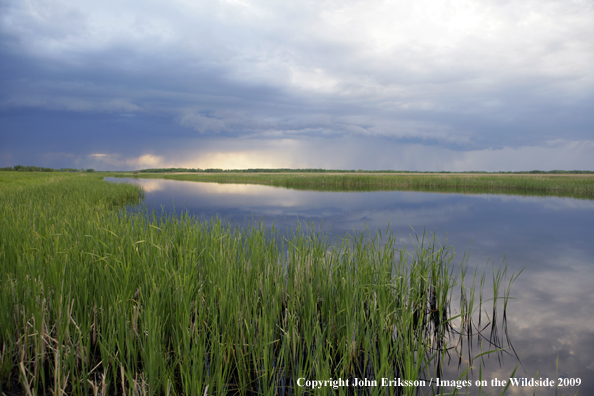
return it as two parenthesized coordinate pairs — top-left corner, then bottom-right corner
(1, 172), (519, 395)
(107, 172), (594, 199)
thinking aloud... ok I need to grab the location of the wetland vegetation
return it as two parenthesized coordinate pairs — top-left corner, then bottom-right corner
(0, 172), (520, 395)
(110, 172), (594, 199)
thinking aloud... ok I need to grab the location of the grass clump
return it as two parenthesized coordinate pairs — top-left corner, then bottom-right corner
(1, 172), (517, 395)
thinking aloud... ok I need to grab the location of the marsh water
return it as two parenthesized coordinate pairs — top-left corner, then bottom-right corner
(107, 177), (594, 395)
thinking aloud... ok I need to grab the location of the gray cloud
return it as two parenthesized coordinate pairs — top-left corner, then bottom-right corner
(1, 0), (593, 169)
(26, 135), (589, 171)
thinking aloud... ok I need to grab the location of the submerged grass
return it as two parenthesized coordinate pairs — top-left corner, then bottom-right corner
(107, 172), (594, 199)
(1, 172), (518, 395)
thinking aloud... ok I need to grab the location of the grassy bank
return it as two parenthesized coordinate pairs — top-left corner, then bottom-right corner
(1, 172), (516, 395)
(0, 172), (76, 189)
(108, 172), (594, 198)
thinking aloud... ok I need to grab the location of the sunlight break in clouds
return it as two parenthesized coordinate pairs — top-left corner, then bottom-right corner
(86, 153), (165, 169)
(78, 138), (594, 172)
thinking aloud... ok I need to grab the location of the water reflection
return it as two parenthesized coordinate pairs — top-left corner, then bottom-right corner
(107, 177), (594, 395)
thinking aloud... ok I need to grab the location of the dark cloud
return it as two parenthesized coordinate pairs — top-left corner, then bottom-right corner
(1, 0), (593, 169)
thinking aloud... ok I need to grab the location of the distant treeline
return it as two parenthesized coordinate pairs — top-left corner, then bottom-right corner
(519, 170), (594, 174)
(138, 167), (594, 174)
(0, 165), (95, 172)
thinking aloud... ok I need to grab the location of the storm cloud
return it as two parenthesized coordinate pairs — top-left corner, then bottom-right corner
(1, 0), (593, 170)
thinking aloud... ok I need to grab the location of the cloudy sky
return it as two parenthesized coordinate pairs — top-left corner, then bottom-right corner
(1, 0), (593, 171)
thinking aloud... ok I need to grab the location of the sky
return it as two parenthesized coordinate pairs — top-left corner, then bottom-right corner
(1, 0), (593, 171)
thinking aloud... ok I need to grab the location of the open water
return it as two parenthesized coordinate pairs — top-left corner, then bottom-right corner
(107, 177), (594, 395)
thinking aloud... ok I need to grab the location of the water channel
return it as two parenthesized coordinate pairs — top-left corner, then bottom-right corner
(107, 177), (594, 395)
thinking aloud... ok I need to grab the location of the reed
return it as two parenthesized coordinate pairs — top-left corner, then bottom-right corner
(107, 172), (594, 198)
(1, 172), (518, 395)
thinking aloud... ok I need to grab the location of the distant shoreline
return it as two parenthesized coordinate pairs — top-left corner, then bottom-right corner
(104, 171), (594, 198)
(134, 171), (594, 177)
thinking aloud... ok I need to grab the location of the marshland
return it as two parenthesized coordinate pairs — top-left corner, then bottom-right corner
(2, 171), (593, 395)
(111, 171), (594, 198)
